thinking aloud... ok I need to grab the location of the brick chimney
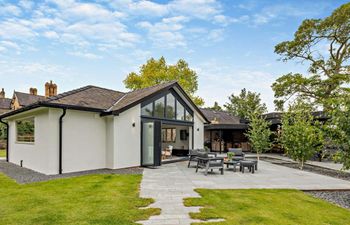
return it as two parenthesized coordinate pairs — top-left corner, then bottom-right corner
(29, 87), (38, 95)
(45, 80), (57, 97)
(0, 88), (5, 98)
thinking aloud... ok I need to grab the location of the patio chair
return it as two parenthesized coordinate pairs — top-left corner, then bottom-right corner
(188, 149), (217, 168)
(228, 148), (245, 161)
(195, 152), (224, 175)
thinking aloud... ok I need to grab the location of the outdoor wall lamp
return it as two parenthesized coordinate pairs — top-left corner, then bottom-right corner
(197, 128), (199, 131)
(132, 122), (135, 127)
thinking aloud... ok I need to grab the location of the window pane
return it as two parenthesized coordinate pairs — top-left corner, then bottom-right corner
(154, 97), (165, 118)
(185, 110), (193, 121)
(176, 101), (185, 120)
(166, 93), (175, 119)
(141, 103), (153, 117)
(16, 118), (35, 143)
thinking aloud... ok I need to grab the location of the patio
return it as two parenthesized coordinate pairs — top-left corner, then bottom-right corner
(138, 160), (350, 225)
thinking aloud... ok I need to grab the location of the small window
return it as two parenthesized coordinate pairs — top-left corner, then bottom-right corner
(162, 128), (176, 142)
(176, 101), (185, 120)
(154, 97), (165, 118)
(16, 118), (35, 143)
(141, 102), (153, 117)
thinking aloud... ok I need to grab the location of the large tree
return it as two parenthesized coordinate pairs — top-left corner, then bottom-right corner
(272, 3), (350, 110)
(224, 88), (267, 119)
(124, 57), (204, 106)
(205, 101), (222, 111)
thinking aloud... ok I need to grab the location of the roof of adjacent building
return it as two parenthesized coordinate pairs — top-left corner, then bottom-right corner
(0, 81), (209, 122)
(200, 108), (248, 130)
(0, 98), (11, 109)
(14, 91), (46, 107)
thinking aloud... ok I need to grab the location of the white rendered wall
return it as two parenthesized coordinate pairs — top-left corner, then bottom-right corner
(114, 104), (141, 169)
(193, 112), (204, 149)
(61, 110), (107, 173)
(7, 108), (59, 175)
(105, 116), (115, 168)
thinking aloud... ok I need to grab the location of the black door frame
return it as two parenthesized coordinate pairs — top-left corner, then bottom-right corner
(141, 118), (194, 167)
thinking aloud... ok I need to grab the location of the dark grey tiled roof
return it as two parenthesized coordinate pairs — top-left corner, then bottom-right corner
(14, 92), (46, 107)
(200, 108), (242, 124)
(108, 81), (177, 112)
(47, 86), (125, 110)
(0, 98), (11, 109)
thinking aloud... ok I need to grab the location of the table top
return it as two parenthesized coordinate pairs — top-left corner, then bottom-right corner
(224, 160), (240, 164)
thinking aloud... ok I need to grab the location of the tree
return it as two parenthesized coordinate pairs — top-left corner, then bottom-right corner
(205, 101), (222, 111)
(327, 96), (350, 169)
(280, 101), (324, 169)
(124, 57), (204, 106)
(224, 88), (267, 119)
(272, 3), (350, 110)
(245, 110), (272, 161)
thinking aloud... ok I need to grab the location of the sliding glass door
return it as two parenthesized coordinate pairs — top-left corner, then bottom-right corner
(141, 120), (161, 166)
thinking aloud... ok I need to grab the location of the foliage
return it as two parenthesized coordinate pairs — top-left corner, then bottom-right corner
(272, 3), (350, 110)
(124, 56), (204, 106)
(280, 101), (324, 169)
(184, 189), (350, 225)
(0, 150), (5, 158)
(0, 173), (159, 225)
(326, 96), (350, 169)
(227, 152), (234, 161)
(205, 101), (222, 111)
(0, 123), (6, 139)
(224, 88), (267, 119)
(245, 110), (272, 161)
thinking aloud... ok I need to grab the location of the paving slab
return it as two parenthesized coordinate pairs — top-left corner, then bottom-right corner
(139, 160), (350, 225)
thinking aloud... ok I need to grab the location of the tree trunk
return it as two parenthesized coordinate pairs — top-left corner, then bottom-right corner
(257, 152), (260, 162)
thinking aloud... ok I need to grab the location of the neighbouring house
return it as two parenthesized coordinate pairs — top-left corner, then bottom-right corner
(0, 88), (12, 114)
(201, 108), (250, 153)
(0, 81), (208, 175)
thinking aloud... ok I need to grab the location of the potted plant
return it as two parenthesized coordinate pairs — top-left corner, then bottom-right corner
(227, 152), (235, 161)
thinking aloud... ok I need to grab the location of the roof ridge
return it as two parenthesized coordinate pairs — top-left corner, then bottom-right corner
(46, 85), (94, 102)
(14, 91), (45, 97)
(125, 80), (177, 94)
(87, 85), (125, 94)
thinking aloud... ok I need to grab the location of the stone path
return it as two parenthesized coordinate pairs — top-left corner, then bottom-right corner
(138, 160), (350, 225)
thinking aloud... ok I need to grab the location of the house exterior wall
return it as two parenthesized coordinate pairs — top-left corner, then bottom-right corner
(105, 116), (115, 169)
(193, 112), (205, 149)
(114, 104), (141, 169)
(61, 109), (107, 173)
(7, 108), (59, 175)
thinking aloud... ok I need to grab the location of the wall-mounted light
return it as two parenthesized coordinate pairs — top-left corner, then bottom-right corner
(197, 128), (199, 131)
(132, 122), (136, 127)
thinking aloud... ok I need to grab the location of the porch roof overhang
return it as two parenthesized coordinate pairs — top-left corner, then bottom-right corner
(204, 123), (248, 130)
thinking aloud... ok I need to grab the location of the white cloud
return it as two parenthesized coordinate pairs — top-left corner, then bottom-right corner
(207, 29), (224, 42)
(18, 0), (34, 10)
(68, 51), (102, 60)
(43, 31), (59, 39)
(0, 3), (22, 16)
(137, 16), (188, 48)
(0, 20), (37, 40)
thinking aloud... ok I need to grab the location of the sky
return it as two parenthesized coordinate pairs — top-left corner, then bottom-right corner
(0, 0), (348, 111)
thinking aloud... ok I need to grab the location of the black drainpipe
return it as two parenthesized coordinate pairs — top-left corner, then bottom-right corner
(59, 108), (66, 174)
(0, 119), (9, 162)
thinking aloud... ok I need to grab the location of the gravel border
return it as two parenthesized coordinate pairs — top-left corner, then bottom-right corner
(305, 191), (350, 210)
(0, 160), (143, 184)
(262, 158), (350, 182)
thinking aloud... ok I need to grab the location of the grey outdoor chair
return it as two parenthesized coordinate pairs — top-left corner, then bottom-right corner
(188, 149), (217, 168)
(195, 152), (224, 175)
(228, 148), (245, 160)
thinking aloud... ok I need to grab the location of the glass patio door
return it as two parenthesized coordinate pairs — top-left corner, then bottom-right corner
(142, 121), (161, 166)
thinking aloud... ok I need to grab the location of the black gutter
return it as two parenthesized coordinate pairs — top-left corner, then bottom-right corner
(0, 118), (9, 162)
(59, 108), (66, 174)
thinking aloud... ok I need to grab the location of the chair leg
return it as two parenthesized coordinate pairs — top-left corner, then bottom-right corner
(252, 167), (255, 174)
(195, 162), (199, 173)
(221, 168), (224, 175)
(188, 160), (191, 168)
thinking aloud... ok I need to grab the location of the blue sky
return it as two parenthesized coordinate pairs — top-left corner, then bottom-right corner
(0, 0), (347, 111)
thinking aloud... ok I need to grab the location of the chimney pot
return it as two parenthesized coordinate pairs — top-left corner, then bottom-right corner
(29, 88), (38, 95)
(0, 88), (5, 98)
(45, 81), (58, 97)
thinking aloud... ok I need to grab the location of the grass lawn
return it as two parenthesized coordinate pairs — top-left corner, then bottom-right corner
(0, 173), (160, 225)
(0, 149), (5, 157)
(184, 189), (350, 225)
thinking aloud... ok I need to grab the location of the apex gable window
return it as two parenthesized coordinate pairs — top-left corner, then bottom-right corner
(141, 90), (193, 122)
(16, 117), (35, 143)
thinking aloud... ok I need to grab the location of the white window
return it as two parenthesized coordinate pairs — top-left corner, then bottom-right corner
(16, 117), (35, 143)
